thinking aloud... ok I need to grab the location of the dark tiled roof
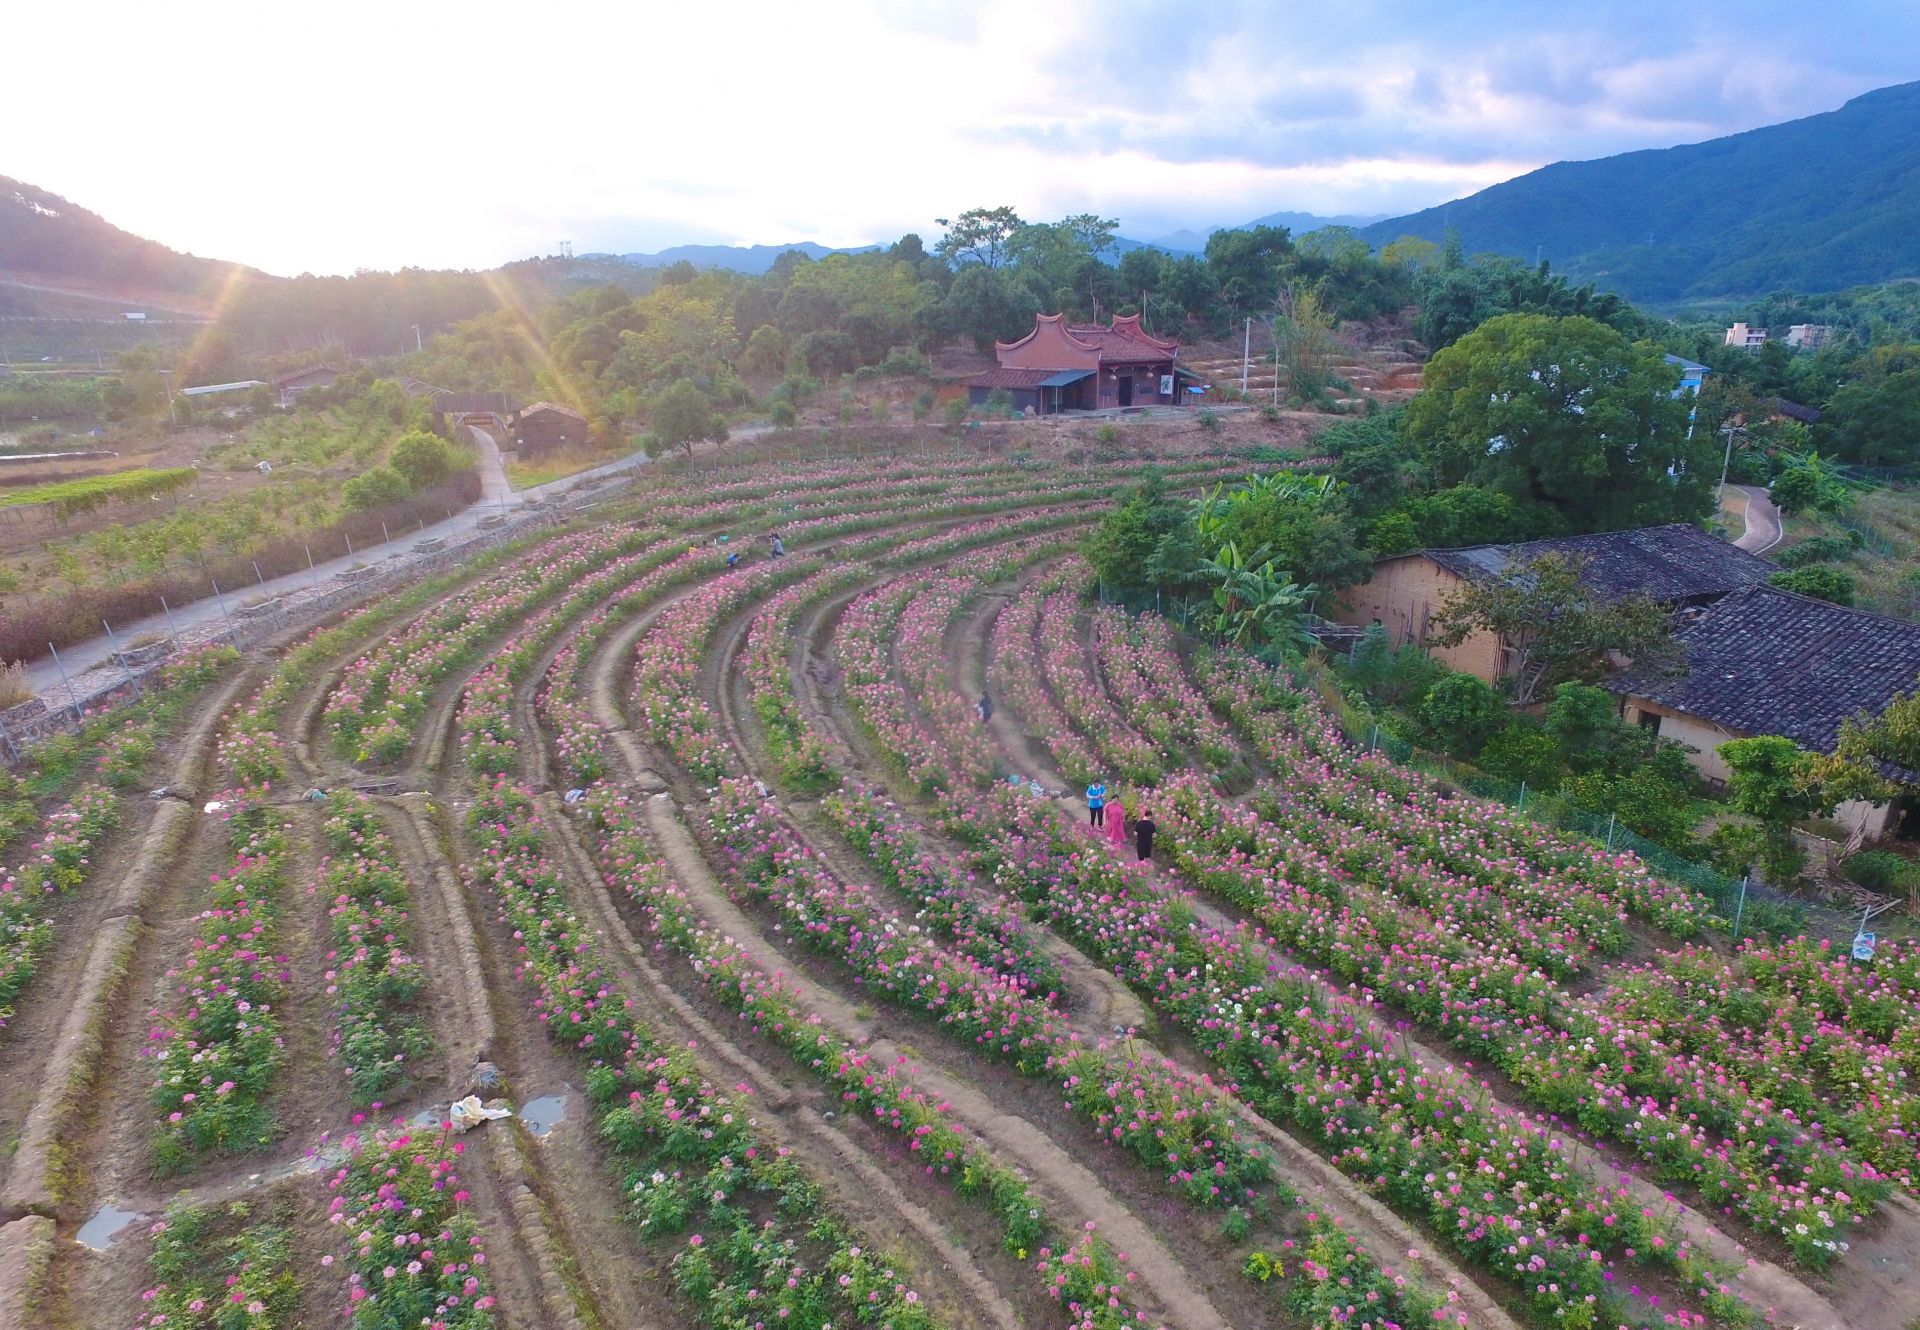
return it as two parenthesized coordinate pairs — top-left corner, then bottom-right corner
(272, 364), (339, 387)
(1611, 583), (1920, 754)
(1424, 523), (1776, 604)
(431, 391), (512, 414)
(1774, 397), (1822, 424)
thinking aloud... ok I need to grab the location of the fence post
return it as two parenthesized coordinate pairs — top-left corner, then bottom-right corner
(101, 619), (134, 689)
(1732, 874), (1750, 940)
(47, 642), (79, 725)
(1605, 812), (1617, 852)
(1367, 724), (1379, 754)
(1518, 780), (1527, 811)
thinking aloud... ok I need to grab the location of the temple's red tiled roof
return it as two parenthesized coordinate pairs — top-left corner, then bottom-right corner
(994, 312), (1177, 365)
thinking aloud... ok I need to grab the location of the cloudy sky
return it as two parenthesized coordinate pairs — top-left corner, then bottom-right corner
(9, 0), (1916, 275)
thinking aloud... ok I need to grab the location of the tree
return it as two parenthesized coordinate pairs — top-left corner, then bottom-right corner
(1085, 475), (1189, 596)
(1199, 542), (1317, 658)
(1405, 313), (1710, 532)
(742, 324), (787, 378)
(1718, 736), (1828, 885)
(934, 207), (1024, 269)
(1420, 673), (1506, 757)
(1429, 553), (1679, 705)
(390, 430), (456, 490)
(1272, 286), (1338, 403)
(1766, 451), (1852, 515)
(647, 380), (728, 461)
(342, 466), (410, 512)
(1769, 566), (1856, 605)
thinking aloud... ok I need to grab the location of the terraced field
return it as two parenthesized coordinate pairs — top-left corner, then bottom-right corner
(7, 439), (1920, 1330)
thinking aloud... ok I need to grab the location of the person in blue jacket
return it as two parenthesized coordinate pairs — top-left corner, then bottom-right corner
(1086, 780), (1106, 828)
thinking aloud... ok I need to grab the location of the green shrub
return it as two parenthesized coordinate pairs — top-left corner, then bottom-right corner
(1842, 849), (1920, 895)
(341, 465), (410, 511)
(1769, 566), (1856, 605)
(1775, 533), (1861, 568)
(1419, 673), (1506, 758)
(984, 387), (1015, 417)
(390, 429), (456, 489)
(1341, 625), (1444, 707)
(1478, 722), (1564, 788)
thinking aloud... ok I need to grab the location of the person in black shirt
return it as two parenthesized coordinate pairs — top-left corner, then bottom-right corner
(1133, 809), (1156, 862)
(976, 692), (993, 723)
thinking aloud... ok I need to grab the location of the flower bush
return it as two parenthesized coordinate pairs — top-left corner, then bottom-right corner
(323, 1127), (498, 1328)
(147, 806), (292, 1169)
(133, 1197), (300, 1330)
(318, 795), (432, 1105)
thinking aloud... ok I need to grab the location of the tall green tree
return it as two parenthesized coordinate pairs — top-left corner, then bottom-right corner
(1406, 313), (1710, 532)
(646, 380), (728, 462)
(934, 207), (1025, 269)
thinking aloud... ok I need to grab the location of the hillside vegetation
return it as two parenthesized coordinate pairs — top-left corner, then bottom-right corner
(1360, 81), (1920, 303)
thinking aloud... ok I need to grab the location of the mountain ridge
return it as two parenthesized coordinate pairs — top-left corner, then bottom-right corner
(1357, 80), (1920, 302)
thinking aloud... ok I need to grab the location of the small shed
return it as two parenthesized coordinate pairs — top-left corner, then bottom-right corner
(511, 401), (590, 456)
(272, 364), (341, 406)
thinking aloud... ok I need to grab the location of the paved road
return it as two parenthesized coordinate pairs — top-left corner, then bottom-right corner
(20, 429), (655, 697)
(1723, 483), (1784, 554)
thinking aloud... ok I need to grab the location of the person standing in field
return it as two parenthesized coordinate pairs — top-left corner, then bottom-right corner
(770, 532), (786, 558)
(1105, 793), (1127, 848)
(1133, 808), (1156, 862)
(1086, 780), (1106, 828)
(977, 692), (993, 723)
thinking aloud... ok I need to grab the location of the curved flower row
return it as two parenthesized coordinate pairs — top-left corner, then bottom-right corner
(573, 780), (1169, 1330)
(146, 804), (293, 1170)
(1155, 773), (1887, 1268)
(1087, 603), (1238, 770)
(839, 565), (1750, 1326)
(1194, 649), (1711, 938)
(1035, 585), (1164, 787)
(1595, 939), (1920, 1194)
(706, 545), (1465, 1329)
(709, 776), (1274, 1210)
(2, 646), (239, 1026)
(317, 795), (432, 1105)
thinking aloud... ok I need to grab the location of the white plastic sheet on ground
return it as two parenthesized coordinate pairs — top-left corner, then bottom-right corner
(448, 1096), (513, 1133)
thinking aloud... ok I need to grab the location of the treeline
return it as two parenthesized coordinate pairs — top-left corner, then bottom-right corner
(385, 209), (1640, 439)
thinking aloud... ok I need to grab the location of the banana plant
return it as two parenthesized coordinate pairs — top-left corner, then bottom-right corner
(1199, 541), (1318, 658)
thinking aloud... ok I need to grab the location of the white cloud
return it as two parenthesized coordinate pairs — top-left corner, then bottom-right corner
(4, 0), (1912, 273)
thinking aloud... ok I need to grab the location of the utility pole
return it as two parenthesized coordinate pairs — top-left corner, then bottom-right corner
(1241, 318), (1250, 395)
(411, 325), (423, 353)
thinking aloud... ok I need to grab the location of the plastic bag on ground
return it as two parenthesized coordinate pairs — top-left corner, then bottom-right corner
(448, 1095), (513, 1133)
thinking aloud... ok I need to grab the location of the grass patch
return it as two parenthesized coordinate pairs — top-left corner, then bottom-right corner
(506, 447), (629, 491)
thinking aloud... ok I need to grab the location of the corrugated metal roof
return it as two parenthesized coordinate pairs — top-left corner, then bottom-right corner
(180, 380), (266, 396)
(1038, 369), (1094, 388)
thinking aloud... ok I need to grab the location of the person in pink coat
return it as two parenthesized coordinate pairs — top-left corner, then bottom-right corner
(1104, 792), (1127, 847)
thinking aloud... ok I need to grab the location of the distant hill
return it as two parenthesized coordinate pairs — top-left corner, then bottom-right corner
(1357, 81), (1920, 303)
(618, 240), (882, 274)
(0, 175), (260, 314)
(1240, 209), (1388, 233)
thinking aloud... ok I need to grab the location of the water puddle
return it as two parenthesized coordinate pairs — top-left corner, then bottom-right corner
(520, 1092), (568, 1138)
(76, 1203), (141, 1251)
